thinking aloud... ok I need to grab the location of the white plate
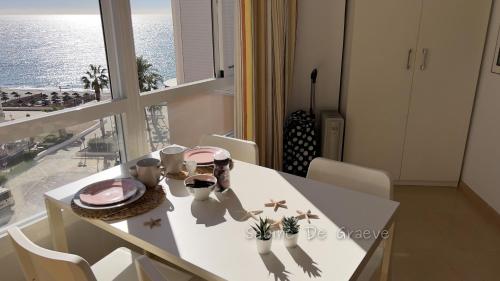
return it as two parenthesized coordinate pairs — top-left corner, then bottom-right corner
(73, 178), (147, 210)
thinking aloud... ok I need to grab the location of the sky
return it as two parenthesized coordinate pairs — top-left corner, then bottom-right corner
(0, 0), (172, 15)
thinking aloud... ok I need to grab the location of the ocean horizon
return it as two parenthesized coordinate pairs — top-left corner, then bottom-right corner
(0, 14), (176, 90)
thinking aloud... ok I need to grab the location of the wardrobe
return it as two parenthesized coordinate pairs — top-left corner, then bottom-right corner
(343, 0), (492, 186)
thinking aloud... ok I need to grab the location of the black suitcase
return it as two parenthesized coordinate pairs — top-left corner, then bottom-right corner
(283, 69), (319, 177)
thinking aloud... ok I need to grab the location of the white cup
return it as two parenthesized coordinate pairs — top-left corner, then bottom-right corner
(136, 158), (163, 188)
(160, 145), (186, 174)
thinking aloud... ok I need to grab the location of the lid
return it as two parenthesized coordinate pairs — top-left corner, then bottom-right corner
(214, 150), (230, 161)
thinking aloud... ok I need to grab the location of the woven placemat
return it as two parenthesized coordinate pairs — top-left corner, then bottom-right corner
(165, 166), (215, 180)
(71, 187), (166, 221)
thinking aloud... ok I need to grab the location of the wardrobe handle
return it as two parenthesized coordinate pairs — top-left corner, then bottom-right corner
(420, 48), (428, 71)
(406, 49), (412, 70)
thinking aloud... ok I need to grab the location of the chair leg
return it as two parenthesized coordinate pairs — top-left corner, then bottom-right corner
(380, 222), (395, 281)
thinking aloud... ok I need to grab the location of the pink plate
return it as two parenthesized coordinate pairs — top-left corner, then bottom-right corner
(184, 146), (229, 165)
(78, 178), (138, 206)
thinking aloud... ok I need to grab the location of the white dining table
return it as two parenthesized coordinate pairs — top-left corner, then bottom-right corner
(44, 150), (399, 281)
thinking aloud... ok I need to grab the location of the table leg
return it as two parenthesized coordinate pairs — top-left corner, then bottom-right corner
(380, 222), (395, 281)
(45, 198), (69, 252)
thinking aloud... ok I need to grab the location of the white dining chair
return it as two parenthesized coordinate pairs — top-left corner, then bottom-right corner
(306, 157), (395, 281)
(199, 134), (259, 165)
(135, 255), (197, 281)
(7, 227), (194, 281)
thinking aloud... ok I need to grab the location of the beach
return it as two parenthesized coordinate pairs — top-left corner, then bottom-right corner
(0, 87), (111, 121)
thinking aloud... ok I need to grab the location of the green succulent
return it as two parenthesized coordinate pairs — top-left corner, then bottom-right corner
(282, 216), (300, 235)
(251, 217), (272, 240)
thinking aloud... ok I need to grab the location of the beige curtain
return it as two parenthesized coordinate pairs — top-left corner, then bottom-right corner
(234, 0), (297, 170)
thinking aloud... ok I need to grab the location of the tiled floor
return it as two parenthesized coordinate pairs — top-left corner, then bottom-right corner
(386, 186), (500, 281)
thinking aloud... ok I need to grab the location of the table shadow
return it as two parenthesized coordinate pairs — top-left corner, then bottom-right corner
(287, 246), (322, 278)
(190, 198), (226, 227)
(259, 252), (291, 281)
(214, 188), (248, 222)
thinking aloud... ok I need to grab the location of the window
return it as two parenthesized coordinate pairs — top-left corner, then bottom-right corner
(0, 116), (121, 226)
(131, 0), (216, 90)
(0, 0), (233, 230)
(129, 0), (235, 152)
(0, 5), (111, 123)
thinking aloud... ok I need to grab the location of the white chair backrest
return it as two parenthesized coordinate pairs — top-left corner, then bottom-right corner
(199, 134), (259, 165)
(7, 227), (96, 281)
(307, 158), (392, 199)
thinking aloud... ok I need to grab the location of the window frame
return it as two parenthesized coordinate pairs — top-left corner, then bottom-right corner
(0, 0), (232, 162)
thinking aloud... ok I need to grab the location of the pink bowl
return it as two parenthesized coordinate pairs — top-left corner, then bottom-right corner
(79, 178), (138, 206)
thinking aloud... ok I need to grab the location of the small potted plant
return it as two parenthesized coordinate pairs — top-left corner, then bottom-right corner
(252, 217), (272, 254)
(282, 216), (300, 248)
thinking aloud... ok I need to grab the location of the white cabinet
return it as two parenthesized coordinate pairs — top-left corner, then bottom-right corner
(343, 0), (491, 186)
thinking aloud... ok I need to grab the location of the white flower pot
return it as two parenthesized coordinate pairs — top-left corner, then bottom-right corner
(256, 238), (272, 254)
(284, 233), (299, 248)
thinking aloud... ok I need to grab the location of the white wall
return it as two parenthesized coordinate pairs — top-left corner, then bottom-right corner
(288, 0), (346, 116)
(462, 0), (500, 214)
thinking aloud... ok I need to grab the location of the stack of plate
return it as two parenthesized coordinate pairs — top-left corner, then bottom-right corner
(184, 146), (230, 166)
(73, 178), (146, 210)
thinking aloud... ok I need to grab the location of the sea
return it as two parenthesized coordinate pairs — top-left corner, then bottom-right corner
(0, 14), (176, 91)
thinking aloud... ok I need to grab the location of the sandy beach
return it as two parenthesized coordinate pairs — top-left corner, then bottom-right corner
(0, 87), (111, 100)
(0, 87), (111, 122)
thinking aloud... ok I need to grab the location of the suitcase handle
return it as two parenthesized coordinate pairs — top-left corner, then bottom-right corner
(310, 69), (318, 117)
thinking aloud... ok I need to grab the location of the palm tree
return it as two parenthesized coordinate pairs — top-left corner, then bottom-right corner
(38, 93), (49, 106)
(72, 92), (81, 106)
(81, 64), (108, 102)
(51, 96), (60, 105)
(62, 94), (71, 103)
(137, 56), (163, 92)
(0, 94), (9, 103)
(24, 92), (33, 106)
(136, 56), (164, 150)
(11, 92), (20, 100)
(50, 92), (59, 105)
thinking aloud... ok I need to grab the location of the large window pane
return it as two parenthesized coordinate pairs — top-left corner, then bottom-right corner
(0, 2), (112, 124)
(0, 116), (121, 227)
(130, 0), (215, 93)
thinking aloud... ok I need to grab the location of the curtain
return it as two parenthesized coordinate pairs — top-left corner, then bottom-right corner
(234, 0), (297, 170)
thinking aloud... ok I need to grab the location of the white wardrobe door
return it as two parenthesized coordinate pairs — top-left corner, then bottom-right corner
(344, 0), (421, 179)
(400, 0), (491, 183)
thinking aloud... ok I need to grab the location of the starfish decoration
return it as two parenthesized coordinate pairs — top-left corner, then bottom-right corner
(269, 217), (284, 231)
(264, 199), (287, 212)
(240, 210), (263, 221)
(296, 210), (319, 224)
(144, 218), (162, 229)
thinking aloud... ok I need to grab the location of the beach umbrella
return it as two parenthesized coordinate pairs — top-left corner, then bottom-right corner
(25, 92), (33, 95)
(62, 92), (70, 96)
(50, 92), (58, 96)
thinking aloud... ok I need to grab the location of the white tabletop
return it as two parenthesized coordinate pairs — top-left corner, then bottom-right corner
(45, 152), (399, 281)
